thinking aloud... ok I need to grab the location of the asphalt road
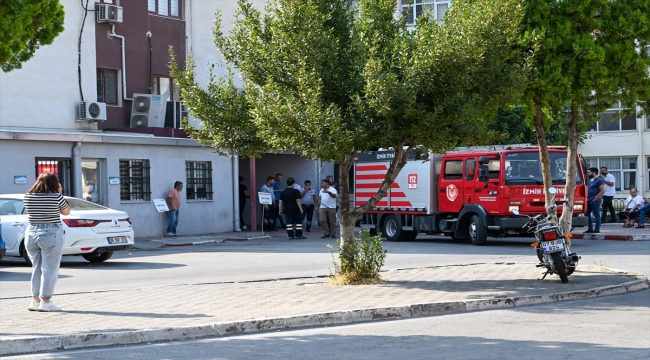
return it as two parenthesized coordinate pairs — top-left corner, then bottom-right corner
(6, 289), (649, 360)
(1, 235), (648, 298)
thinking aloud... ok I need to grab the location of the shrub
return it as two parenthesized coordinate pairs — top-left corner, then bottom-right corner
(327, 228), (387, 285)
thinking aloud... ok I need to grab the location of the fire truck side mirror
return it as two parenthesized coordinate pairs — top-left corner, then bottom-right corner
(478, 156), (489, 164)
(478, 165), (489, 182)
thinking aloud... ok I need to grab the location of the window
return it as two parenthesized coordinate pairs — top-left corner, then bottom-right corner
(504, 151), (583, 185)
(647, 157), (650, 191)
(151, 75), (180, 103)
(186, 161), (213, 200)
(589, 102), (637, 132)
(36, 158), (72, 196)
(401, 0), (450, 25)
(444, 160), (463, 179)
(465, 158), (476, 180)
(97, 69), (118, 105)
(584, 157), (637, 191)
(149, 0), (180, 18)
(119, 159), (151, 201)
(95, 0), (114, 3)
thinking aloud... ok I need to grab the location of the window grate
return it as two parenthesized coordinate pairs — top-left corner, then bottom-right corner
(119, 159), (151, 201)
(186, 161), (213, 200)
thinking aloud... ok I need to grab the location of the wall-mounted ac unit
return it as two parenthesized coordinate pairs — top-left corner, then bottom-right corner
(130, 94), (165, 128)
(97, 4), (123, 23)
(78, 101), (107, 121)
(164, 101), (183, 128)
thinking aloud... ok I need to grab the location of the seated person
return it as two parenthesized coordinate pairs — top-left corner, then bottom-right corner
(635, 201), (649, 229)
(618, 188), (644, 227)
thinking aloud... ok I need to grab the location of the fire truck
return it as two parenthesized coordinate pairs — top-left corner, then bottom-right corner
(354, 145), (589, 245)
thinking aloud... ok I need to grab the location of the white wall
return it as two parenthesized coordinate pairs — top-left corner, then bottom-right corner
(0, 139), (234, 237)
(579, 115), (650, 198)
(0, 0), (98, 130)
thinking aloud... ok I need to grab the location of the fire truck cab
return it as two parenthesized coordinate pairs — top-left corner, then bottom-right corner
(355, 145), (589, 245)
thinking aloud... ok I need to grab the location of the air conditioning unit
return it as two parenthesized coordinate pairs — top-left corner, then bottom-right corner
(164, 101), (183, 128)
(130, 94), (165, 128)
(97, 4), (123, 23)
(78, 101), (107, 121)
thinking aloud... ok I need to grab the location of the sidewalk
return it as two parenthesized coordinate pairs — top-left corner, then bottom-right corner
(1, 262), (647, 355)
(571, 222), (650, 241)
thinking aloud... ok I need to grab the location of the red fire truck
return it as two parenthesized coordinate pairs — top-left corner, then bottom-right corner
(354, 145), (589, 245)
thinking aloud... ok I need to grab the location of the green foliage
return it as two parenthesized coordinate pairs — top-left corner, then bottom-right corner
(490, 106), (590, 146)
(327, 228), (387, 284)
(0, 0), (65, 72)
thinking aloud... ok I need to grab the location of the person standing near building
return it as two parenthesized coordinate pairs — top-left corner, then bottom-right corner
(317, 179), (338, 238)
(279, 178), (305, 239)
(584, 168), (605, 234)
(23, 173), (70, 312)
(166, 181), (183, 237)
(86, 180), (97, 203)
(600, 167), (616, 223)
(239, 176), (250, 230)
(619, 188), (645, 227)
(273, 173), (287, 229)
(260, 176), (276, 231)
(300, 180), (318, 232)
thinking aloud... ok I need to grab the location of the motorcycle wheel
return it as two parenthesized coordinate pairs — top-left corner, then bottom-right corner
(551, 252), (569, 283)
(536, 249), (576, 276)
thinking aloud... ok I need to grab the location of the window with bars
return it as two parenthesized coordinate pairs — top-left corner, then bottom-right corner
(584, 157), (637, 192)
(97, 69), (118, 105)
(186, 161), (213, 200)
(119, 159), (151, 201)
(35, 158), (73, 196)
(400, 0), (450, 25)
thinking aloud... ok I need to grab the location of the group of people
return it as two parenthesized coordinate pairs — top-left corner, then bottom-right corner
(584, 167), (648, 233)
(242, 174), (340, 239)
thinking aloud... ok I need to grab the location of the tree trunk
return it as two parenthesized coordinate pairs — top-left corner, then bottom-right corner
(559, 101), (579, 235)
(338, 152), (358, 273)
(533, 100), (556, 222)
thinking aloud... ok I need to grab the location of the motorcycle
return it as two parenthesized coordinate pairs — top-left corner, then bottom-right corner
(512, 187), (580, 283)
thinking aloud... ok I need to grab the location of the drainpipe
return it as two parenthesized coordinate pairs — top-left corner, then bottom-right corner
(233, 154), (241, 231)
(108, 24), (133, 101)
(639, 106), (646, 198)
(72, 142), (83, 199)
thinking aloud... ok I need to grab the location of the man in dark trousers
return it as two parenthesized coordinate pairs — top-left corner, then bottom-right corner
(279, 177), (305, 239)
(273, 173), (287, 229)
(259, 176), (276, 231)
(238, 176), (250, 230)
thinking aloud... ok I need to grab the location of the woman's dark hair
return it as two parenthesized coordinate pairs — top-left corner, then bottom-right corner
(28, 173), (60, 194)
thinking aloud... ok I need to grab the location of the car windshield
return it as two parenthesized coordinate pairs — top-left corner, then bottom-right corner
(65, 197), (109, 211)
(504, 151), (584, 185)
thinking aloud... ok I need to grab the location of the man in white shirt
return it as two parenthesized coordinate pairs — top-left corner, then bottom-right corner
(619, 188), (644, 227)
(316, 179), (338, 238)
(599, 167), (616, 223)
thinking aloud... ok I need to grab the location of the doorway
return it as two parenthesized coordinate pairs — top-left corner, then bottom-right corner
(82, 160), (103, 205)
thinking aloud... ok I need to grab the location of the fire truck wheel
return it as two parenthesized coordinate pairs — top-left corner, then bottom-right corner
(382, 215), (406, 242)
(469, 215), (487, 246)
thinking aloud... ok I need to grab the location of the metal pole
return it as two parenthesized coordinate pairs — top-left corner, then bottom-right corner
(160, 212), (165, 247)
(250, 157), (257, 232)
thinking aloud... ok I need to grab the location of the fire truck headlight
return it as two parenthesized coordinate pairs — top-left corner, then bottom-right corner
(509, 205), (520, 213)
(574, 204), (583, 211)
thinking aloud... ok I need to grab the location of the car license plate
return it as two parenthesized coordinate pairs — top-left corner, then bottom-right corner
(107, 236), (128, 244)
(541, 239), (564, 253)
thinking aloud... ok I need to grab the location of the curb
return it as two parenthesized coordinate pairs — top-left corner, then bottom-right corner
(1, 276), (647, 356)
(571, 234), (650, 241)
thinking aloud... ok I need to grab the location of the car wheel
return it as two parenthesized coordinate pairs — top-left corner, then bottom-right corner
(82, 251), (114, 263)
(20, 241), (32, 266)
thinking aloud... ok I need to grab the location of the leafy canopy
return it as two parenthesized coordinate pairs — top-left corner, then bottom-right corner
(172, 0), (529, 160)
(0, 0), (65, 72)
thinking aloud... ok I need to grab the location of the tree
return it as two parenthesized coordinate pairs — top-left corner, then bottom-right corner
(0, 0), (65, 72)
(519, 0), (650, 233)
(171, 0), (528, 276)
(489, 106), (589, 146)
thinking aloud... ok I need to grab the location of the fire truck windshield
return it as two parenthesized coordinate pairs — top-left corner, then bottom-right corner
(504, 152), (583, 185)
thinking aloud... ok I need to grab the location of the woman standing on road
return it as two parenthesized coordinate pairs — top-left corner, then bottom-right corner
(24, 173), (70, 312)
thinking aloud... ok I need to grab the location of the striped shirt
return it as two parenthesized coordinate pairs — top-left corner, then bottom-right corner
(23, 193), (69, 224)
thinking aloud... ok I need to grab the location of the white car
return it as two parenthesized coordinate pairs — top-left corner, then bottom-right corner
(0, 194), (134, 264)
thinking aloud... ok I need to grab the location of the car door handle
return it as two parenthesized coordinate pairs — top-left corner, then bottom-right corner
(475, 189), (482, 192)
(12, 222), (24, 226)
(439, 189), (446, 193)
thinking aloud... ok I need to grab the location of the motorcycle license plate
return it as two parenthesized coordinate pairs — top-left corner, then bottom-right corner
(541, 239), (564, 253)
